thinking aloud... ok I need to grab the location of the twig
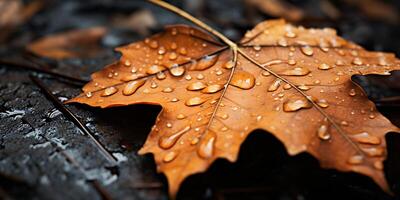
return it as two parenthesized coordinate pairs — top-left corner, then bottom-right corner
(29, 75), (118, 166)
(0, 59), (88, 85)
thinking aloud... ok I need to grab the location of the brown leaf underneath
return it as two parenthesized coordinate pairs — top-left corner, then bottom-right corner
(26, 27), (107, 59)
(67, 20), (400, 197)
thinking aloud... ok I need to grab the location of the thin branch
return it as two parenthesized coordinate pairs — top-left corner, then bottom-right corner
(29, 75), (118, 166)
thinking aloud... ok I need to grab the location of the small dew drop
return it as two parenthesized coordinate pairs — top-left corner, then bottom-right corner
(318, 63), (331, 70)
(159, 126), (191, 149)
(349, 89), (356, 96)
(283, 99), (312, 112)
(268, 79), (282, 92)
(301, 46), (314, 56)
(162, 87), (174, 93)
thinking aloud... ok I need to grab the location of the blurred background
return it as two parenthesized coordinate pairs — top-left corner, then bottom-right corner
(0, 0), (400, 199)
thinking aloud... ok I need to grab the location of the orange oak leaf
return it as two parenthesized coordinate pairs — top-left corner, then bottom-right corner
(67, 19), (400, 197)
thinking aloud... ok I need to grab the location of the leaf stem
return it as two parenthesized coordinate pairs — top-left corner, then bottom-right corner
(147, 0), (237, 49)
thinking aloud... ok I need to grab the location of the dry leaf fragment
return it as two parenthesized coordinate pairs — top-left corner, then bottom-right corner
(27, 27), (107, 59)
(245, 0), (304, 21)
(0, 0), (43, 42)
(68, 19), (400, 197)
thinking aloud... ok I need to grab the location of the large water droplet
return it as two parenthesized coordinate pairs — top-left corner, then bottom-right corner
(101, 87), (118, 97)
(282, 67), (310, 76)
(351, 132), (381, 145)
(169, 65), (185, 77)
(159, 126), (191, 149)
(202, 84), (224, 94)
(147, 65), (166, 75)
(362, 147), (384, 157)
(317, 125), (330, 140)
(318, 63), (331, 70)
(230, 71), (256, 90)
(301, 46), (314, 56)
(348, 155), (363, 165)
(268, 79), (282, 92)
(163, 151), (178, 163)
(123, 80), (146, 96)
(156, 72), (166, 80)
(197, 131), (217, 159)
(187, 82), (207, 91)
(283, 99), (312, 112)
(192, 55), (219, 71)
(185, 96), (207, 106)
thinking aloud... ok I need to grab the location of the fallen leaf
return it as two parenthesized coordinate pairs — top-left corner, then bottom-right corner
(67, 19), (400, 197)
(0, 0), (43, 42)
(343, 0), (399, 23)
(245, 0), (304, 21)
(26, 27), (107, 59)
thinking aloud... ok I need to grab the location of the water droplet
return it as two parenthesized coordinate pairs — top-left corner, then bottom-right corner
(282, 67), (310, 76)
(123, 80), (146, 96)
(163, 151), (178, 163)
(162, 87), (174, 93)
(197, 131), (216, 159)
(318, 63), (331, 70)
(349, 89), (356, 96)
(253, 45), (261, 51)
(168, 52), (178, 60)
(335, 60), (345, 66)
(170, 98), (179, 102)
(191, 137), (199, 145)
(316, 99), (329, 108)
(131, 67), (138, 73)
(185, 96), (207, 106)
(351, 132), (381, 145)
(348, 155), (363, 165)
(283, 99), (312, 112)
(369, 114), (376, 119)
(268, 79), (282, 92)
(202, 84), (224, 94)
(176, 114), (186, 120)
(158, 46), (166, 55)
(218, 113), (229, 120)
(341, 121), (349, 126)
(169, 65), (185, 77)
(298, 85), (310, 91)
(101, 87), (118, 97)
(193, 55), (219, 71)
(156, 72), (166, 80)
(283, 84), (292, 90)
(166, 123), (173, 128)
(196, 73), (205, 80)
(301, 46), (314, 56)
(224, 60), (235, 69)
(262, 71), (271, 76)
(256, 115), (263, 121)
(151, 81), (158, 89)
(285, 31), (296, 38)
(185, 75), (192, 80)
(124, 60), (131, 67)
(86, 92), (93, 98)
(278, 38), (288, 47)
(230, 71), (256, 90)
(288, 59), (296, 65)
(352, 57), (363, 65)
(149, 40), (158, 49)
(317, 125), (330, 140)
(178, 47), (187, 55)
(147, 65), (166, 75)
(187, 82), (207, 91)
(362, 147), (384, 157)
(171, 28), (178, 35)
(159, 126), (191, 149)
